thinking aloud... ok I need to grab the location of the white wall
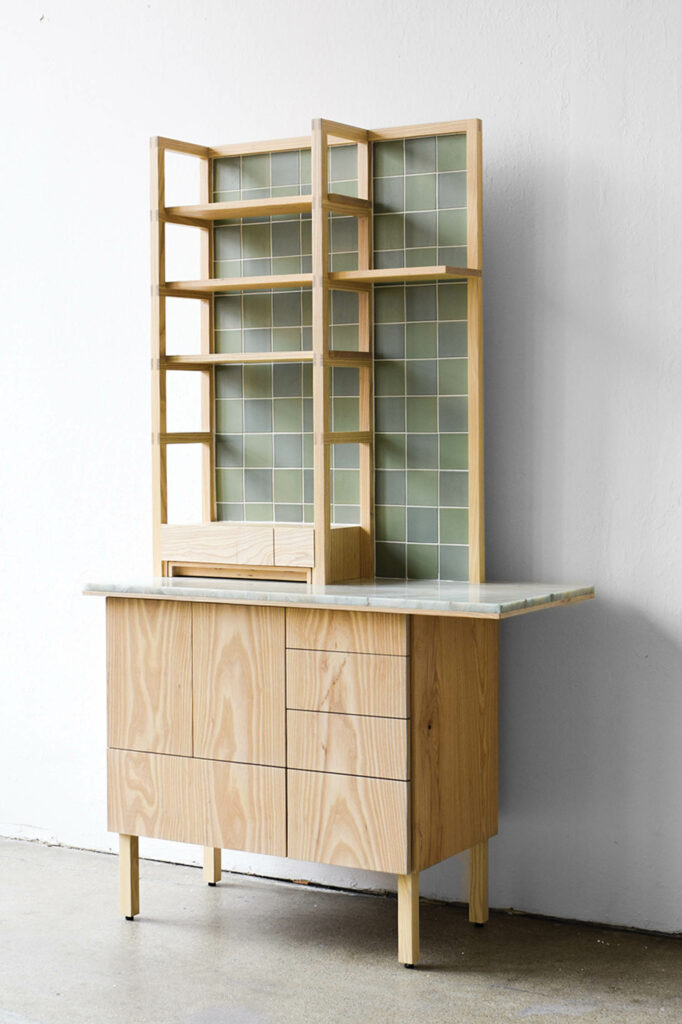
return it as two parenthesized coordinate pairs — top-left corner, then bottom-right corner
(1, 0), (680, 934)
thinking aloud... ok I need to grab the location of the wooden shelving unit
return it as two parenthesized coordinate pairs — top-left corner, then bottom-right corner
(150, 117), (484, 586)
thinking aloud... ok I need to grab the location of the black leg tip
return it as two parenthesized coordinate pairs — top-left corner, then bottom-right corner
(125, 915), (135, 921)
(404, 962), (415, 969)
(208, 882), (217, 887)
(473, 921), (485, 928)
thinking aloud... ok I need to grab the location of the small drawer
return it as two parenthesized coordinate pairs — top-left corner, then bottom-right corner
(286, 608), (407, 656)
(288, 769), (408, 874)
(287, 710), (409, 780)
(286, 649), (408, 718)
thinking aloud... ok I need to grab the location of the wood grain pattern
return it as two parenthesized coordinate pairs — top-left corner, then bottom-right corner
(328, 266), (480, 284)
(160, 523), (274, 565)
(287, 710), (408, 780)
(168, 562), (308, 582)
(411, 615), (499, 871)
(108, 749), (286, 856)
(468, 840), (489, 924)
(288, 770), (408, 874)
(193, 603), (285, 766)
(397, 873), (419, 965)
(203, 847), (221, 885)
(273, 526), (314, 567)
(286, 608), (407, 656)
(107, 598), (192, 756)
(327, 524), (362, 583)
(286, 649), (408, 718)
(119, 834), (139, 918)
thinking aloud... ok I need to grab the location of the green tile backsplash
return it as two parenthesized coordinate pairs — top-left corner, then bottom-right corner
(212, 134), (469, 580)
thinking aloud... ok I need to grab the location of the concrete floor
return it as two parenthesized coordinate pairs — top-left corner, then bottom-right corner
(0, 839), (679, 1024)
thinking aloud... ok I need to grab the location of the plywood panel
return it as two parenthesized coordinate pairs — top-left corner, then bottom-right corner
(286, 649), (408, 718)
(107, 749), (286, 857)
(193, 604), (285, 766)
(286, 608), (407, 656)
(160, 523), (274, 565)
(411, 616), (499, 871)
(107, 598), (192, 756)
(287, 710), (408, 780)
(288, 770), (408, 874)
(274, 526), (314, 567)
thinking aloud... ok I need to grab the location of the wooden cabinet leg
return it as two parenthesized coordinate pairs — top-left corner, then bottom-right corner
(468, 840), (489, 924)
(203, 847), (221, 886)
(119, 834), (139, 919)
(397, 872), (419, 966)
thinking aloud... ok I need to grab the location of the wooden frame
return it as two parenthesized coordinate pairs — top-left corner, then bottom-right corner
(150, 119), (483, 587)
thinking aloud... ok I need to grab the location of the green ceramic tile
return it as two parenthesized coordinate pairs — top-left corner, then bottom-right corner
(302, 327), (312, 349)
(245, 503), (273, 522)
(241, 154), (270, 191)
(272, 256), (301, 275)
(406, 396), (437, 432)
(272, 327), (302, 351)
(332, 443), (360, 469)
(407, 506), (438, 543)
(303, 399), (313, 431)
(375, 250), (405, 269)
(275, 434), (302, 468)
(214, 157), (240, 192)
(376, 542), (406, 578)
(438, 208), (467, 247)
(330, 145), (357, 182)
(243, 434), (273, 470)
(242, 188), (270, 200)
(243, 399), (272, 432)
(241, 223), (271, 260)
(332, 366), (359, 396)
(374, 140), (404, 178)
(243, 328), (271, 352)
(301, 290), (312, 326)
(331, 290), (358, 324)
(216, 435), (243, 468)
(216, 399), (243, 433)
(215, 294), (242, 330)
(375, 360), (405, 397)
(439, 358), (468, 395)
(440, 508), (468, 544)
(440, 471), (468, 507)
(330, 324), (359, 349)
(438, 281), (467, 320)
(439, 396), (468, 432)
(374, 176), (403, 213)
(376, 505), (405, 542)
(273, 398), (302, 432)
(217, 502), (244, 522)
(406, 359), (437, 396)
(406, 434), (438, 469)
(300, 219), (312, 255)
(272, 220), (300, 257)
(375, 397), (405, 432)
(271, 150), (299, 187)
(333, 469), (360, 504)
(300, 150), (311, 185)
(374, 214), (404, 251)
(406, 248), (437, 267)
(245, 468), (272, 501)
(375, 434), (405, 469)
(243, 364), (272, 399)
(213, 190), (240, 203)
(303, 504), (314, 523)
(274, 468), (303, 503)
(437, 134), (466, 172)
(330, 252), (358, 272)
(375, 470), (405, 505)
(331, 216), (358, 253)
(374, 286), (404, 323)
(214, 225), (241, 260)
(333, 397), (359, 431)
(333, 505), (361, 525)
(275, 503), (302, 522)
(406, 543), (438, 579)
(214, 260), (243, 278)
(243, 292), (272, 328)
(405, 137), (436, 174)
(438, 321), (468, 356)
(215, 365), (242, 399)
(405, 212), (436, 248)
(303, 469), (314, 501)
(302, 363), (312, 396)
(406, 470), (438, 506)
(406, 285), (437, 321)
(271, 185), (299, 198)
(405, 174), (436, 212)
(439, 544), (469, 581)
(273, 291), (301, 327)
(273, 363), (301, 398)
(438, 172), (467, 210)
(215, 329), (242, 354)
(242, 258), (270, 276)
(303, 432), (313, 467)
(438, 245), (467, 266)
(406, 322), (437, 359)
(375, 324), (404, 359)
(216, 468), (243, 503)
(439, 433), (469, 470)
(330, 179), (358, 198)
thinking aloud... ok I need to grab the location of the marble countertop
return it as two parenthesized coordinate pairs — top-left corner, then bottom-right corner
(84, 577), (594, 618)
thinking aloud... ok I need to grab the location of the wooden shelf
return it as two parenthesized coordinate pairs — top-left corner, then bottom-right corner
(162, 274), (313, 296)
(164, 192), (371, 226)
(328, 266), (482, 285)
(163, 352), (313, 369)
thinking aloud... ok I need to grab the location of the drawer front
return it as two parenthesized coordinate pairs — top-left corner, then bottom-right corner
(286, 608), (407, 656)
(108, 749), (286, 857)
(288, 770), (408, 874)
(286, 648), (408, 718)
(107, 598), (192, 757)
(287, 710), (409, 780)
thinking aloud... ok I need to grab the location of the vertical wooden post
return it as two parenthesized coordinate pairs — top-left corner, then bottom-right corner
(468, 839), (489, 924)
(357, 139), (374, 579)
(397, 872), (419, 966)
(199, 153), (216, 526)
(312, 120), (331, 584)
(150, 139), (167, 575)
(119, 834), (140, 919)
(203, 846), (221, 886)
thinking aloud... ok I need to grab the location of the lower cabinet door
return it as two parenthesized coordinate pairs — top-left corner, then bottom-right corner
(108, 749), (286, 857)
(287, 770), (409, 874)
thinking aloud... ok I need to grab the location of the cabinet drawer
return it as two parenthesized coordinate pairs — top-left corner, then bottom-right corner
(286, 648), (408, 718)
(288, 710), (409, 780)
(107, 749), (286, 857)
(288, 770), (408, 874)
(286, 608), (407, 656)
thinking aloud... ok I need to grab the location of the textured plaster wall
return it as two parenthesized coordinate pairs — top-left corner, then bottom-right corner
(1, 0), (680, 932)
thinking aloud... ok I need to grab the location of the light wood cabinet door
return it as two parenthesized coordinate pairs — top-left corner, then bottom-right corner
(193, 603), (285, 767)
(287, 710), (409, 780)
(107, 598), (192, 756)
